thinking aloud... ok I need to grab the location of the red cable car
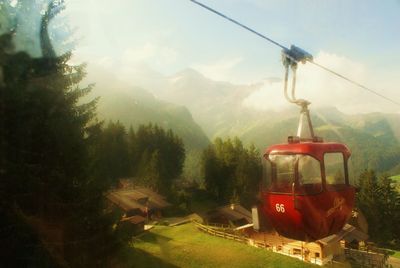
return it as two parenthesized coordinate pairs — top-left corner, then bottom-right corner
(259, 47), (356, 241)
(261, 140), (355, 241)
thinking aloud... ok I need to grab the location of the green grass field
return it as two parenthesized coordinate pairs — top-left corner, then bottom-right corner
(122, 223), (317, 268)
(387, 249), (400, 259)
(391, 175), (400, 181)
(390, 175), (400, 192)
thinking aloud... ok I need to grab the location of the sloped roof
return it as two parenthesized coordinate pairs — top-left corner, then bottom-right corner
(121, 215), (146, 225)
(106, 187), (171, 212)
(208, 204), (252, 223)
(317, 224), (368, 245)
(135, 187), (171, 208)
(107, 191), (146, 212)
(129, 190), (148, 201)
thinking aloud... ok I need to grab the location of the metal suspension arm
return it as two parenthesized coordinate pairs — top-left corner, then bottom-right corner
(297, 103), (315, 139)
(283, 63), (298, 104)
(282, 46), (319, 141)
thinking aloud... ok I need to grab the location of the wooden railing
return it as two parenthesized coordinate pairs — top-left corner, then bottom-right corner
(202, 222), (231, 230)
(193, 221), (323, 266)
(193, 221), (249, 243)
(193, 221), (391, 267)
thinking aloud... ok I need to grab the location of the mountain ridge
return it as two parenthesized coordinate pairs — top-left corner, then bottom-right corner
(86, 65), (400, 177)
(84, 65), (210, 151)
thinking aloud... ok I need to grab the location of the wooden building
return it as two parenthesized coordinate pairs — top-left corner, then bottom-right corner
(106, 187), (171, 220)
(249, 224), (368, 265)
(204, 204), (252, 227)
(119, 215), (146, 235)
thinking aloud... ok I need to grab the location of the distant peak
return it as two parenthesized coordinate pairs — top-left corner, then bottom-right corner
(315, 106), (342, 114)
(262, 77), (281, 83)
(179, 68), (204, 76)
(169, 68), (206, 82)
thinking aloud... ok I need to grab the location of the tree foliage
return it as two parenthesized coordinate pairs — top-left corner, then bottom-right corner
(90, 121), (130, 188)
(183, 149), (203, 183)
(0, 1), (123, 266)
(131, 124), (185, 194)
(201, 137), (262, 207)
(88, 121), (186, 195)
(357, 170), (400, 246)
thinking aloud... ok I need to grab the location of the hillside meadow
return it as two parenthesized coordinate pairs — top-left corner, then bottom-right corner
(120, 223), (317, 268)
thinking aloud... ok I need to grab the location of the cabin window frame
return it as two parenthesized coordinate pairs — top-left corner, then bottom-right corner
(264, 153), (323, 196)
(295, 154), (324, 195)
(263, 154), (296, 195)
(322, 152), (349, 191)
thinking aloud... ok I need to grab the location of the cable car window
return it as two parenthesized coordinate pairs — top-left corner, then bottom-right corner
(268, 155), (296, 193)
(325, 153), (346, 190)
(297, 155), (322, 194)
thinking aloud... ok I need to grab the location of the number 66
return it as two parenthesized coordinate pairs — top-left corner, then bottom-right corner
(275, 203), (285, 213)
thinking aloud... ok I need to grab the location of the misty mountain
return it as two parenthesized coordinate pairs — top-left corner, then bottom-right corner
(155, 68), (284, 138)
(84, 66), (210, 151)
(86, 65), (400, 177)
(142, 68), (400, 177)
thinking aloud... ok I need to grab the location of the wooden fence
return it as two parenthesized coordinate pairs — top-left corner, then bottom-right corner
(193, 221), (297, 250)
(193, 221), (249, 244)
(201, 222), (231, 230)
(193, 221), (323, 264)
(194, 221), (289, 250)
(193, 221), (390, 267)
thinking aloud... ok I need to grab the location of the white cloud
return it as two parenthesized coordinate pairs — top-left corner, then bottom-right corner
(124, 43), (178, 66)
(79, 42), (177, 87)
(242, 80), (288, 110)
(192, 57), (244, 82)
(96, 56), (115, 69)
(243, 51), (399, 114)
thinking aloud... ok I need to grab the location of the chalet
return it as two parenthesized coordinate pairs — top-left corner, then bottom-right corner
(347, 208), (368, 237)
(249, 224), (368, 265)
(119, 215), (146, 235)
(106, 187), (171, 220)
(205, 204), (252, 228)
(199, 204), (369, 265)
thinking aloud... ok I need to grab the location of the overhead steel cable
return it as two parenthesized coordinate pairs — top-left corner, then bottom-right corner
(189, 0), (400, 108)
(309, 61), (400, 106)
(190, 0), (287, 50)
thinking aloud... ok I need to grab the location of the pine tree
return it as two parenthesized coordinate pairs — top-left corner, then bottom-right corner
(91, 121), (130, 188)
(0, 1), (123, 266)
(201, 137), (262, 206)
(356, 170), (400, 245)
(357, 170), (381, 240)
(130, 124), (185, 194)
(202, 146), (221, 198)
(375, 175), (399, 245)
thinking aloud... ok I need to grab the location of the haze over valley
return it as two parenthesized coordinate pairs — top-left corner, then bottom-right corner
(86, 64), (400, 178)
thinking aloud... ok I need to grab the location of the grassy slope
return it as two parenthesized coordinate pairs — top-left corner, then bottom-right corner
(378, 248), (400, 259)
(390, 175), (400, 192)
(392, 250), (400, 259)
(126, 223), (316, 268)
(391, 175), (400, 181)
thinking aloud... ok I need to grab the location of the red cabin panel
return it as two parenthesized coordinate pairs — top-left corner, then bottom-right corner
(262, 187), (355, 241)
(265, 142), (351, 162)
(261, 141), (356, 241)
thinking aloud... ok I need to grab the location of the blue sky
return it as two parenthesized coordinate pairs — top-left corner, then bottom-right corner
(63, 0), (400, 112)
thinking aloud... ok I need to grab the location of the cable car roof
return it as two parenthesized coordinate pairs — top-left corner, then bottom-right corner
(264, 141), (351, 161)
